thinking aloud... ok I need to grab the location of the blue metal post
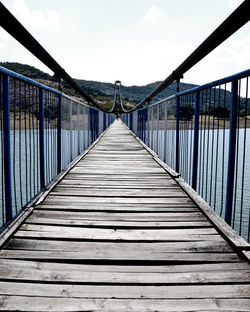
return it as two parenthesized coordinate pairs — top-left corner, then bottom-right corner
(90, 108), (93, 143)
(77, 104), (80, 155)
(39, 88), (45, 189)
(103, 113), (106, 131)
(138, 111), (141, 138)
(88, 109), (91, 146)
(142, 110), (145, 142)
(144, 108), (148, 143)
(225, 79), (238, 225)
(95, 110), (99, 140)
(57, 93), (62, 174)
(176, 95), (180, 173)
(192, 90), (200, 190)
(130, 113), (133, 132)
(3, 75), (12, 221)
(69, 101), (73, 162)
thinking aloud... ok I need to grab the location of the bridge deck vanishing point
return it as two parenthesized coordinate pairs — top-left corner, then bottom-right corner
(0, 119), (250, 311)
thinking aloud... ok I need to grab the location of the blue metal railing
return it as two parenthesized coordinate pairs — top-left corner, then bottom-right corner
(123, 69), (250, 243)
(0, 66), (114, 230)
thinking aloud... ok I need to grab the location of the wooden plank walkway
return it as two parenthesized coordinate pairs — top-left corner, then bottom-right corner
(0, 119), (250, 311)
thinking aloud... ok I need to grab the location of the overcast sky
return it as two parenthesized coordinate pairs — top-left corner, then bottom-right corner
(0, 0), (249, 86)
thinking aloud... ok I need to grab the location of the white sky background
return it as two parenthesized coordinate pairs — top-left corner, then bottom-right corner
(0, 0), (249, 86)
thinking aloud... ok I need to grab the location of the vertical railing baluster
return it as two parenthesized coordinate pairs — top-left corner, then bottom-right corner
(143, 109), (147, 142)
(164, 102), (167, 163)
(93, 110), (95, 141)
(87, 108), (90, 146)
(103, 113), (106, 131)
(150, 108), (153, 149)
(192, 90), (200, 190)
(3, 74), (12, 221)
(97, 110), (99, 138)
(176, 95), (180, 173)
(139, 111), (141, 138)
(146, 108), (149, 146)
(156, 105), (159, 155)
(88, 107), (93, 146)
(225, 79), (238, 225)
(77, 104), (80, 155)
(39, 87), (45, 189)
(142, 110), (144, 141)
(130, 113), (133, 132)
(57, 93), (62, 174)
(69, 100), (73, 162)
(141, 109), (144, 141)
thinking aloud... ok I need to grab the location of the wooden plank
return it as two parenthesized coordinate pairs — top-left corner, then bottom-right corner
(0, 282), (249, 299)
(57, 180), (177, 186)
(36, 203), (198, 212)
(25, 218), (211, 228)
(64, 173), (172, 180)
(13, 230), (222, 241)
(69, 168), (167, 174)
(0, 297), (250, 311)
(73, 160), (160, 164)
(1, 259), (248, 273)
(83, 155), (154, 160)
(28, 210), (207, 221)
(51, 188), (187, 198)
(43, 195), (194, 204)
(75, 163), (161, 168)
(17, 224), (218, 238)
(0, 261), (247, 281)
(5, 239), (233, 253)
(3, 249), (235, 262)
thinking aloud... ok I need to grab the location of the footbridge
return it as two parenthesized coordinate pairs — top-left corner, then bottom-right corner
(0, 1), (250, 311)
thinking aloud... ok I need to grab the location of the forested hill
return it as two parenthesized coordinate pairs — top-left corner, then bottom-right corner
(0, 62), (198, 105)
(76, 79), (197, 103)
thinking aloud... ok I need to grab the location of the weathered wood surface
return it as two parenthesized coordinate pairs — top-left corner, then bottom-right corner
(0, 119), (249, 311)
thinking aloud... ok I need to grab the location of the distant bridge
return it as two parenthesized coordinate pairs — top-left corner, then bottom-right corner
(0, 1), (250, 311)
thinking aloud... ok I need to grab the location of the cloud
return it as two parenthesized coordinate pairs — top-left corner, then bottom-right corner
(67, 39), (195, 85)
(219, 36), (250, 67)
(0, 28), (10, 48)
(144, 5), (161, 22)
(11, 0), (60, 31)
(0, 28), (10, 40)
(228, 0), (244, 10)
(184, 33), (250, 85)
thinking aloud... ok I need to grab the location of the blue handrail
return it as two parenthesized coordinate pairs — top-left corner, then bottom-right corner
(0, 66), (115, 230)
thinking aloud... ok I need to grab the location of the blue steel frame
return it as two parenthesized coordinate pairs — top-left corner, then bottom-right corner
(225, 79), (238, 225)
(0, 66), (114, 229)
(123, 68), (250, 242)
(3, 75), (12, 221)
